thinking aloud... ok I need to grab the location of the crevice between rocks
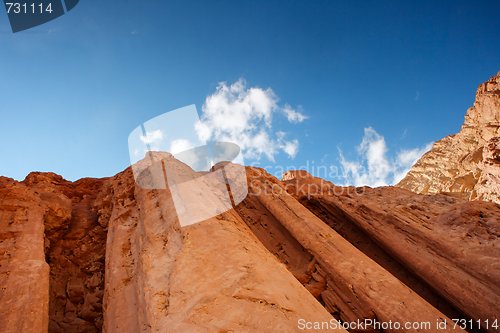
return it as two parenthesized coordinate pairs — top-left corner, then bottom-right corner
(234, 184), (483, 333)
(297, 196), (484, 333)
(42, 179), (110, 333)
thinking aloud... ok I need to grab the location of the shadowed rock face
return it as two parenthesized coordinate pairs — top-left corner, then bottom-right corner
(398, 71), (500, 204)
(1, 173), (110, 333)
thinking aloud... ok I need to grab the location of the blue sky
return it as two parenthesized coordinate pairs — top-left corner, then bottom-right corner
(1, 0), (499, 184)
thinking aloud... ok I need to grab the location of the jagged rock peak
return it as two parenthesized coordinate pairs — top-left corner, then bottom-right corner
(398, 70), (500, 203)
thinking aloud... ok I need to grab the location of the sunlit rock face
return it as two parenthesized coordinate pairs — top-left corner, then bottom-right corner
(1, 72), (499, 333)
(0, 164), (340, 333)
(398, 71), (500, 204)
(3, 159), (498, 333)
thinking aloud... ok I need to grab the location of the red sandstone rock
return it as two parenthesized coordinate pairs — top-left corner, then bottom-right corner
(1, 71), (498, 333)
(0, 159), (496, 332)
(0, 164), (344, 333)
(103, 163), (342, 333)
(284, 174), (499, 333)
(0, 177), (49, 333)
(248, 167), (465, 333)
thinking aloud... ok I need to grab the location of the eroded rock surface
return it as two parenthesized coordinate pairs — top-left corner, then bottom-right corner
(283, 170), (499, 333)
(398, 71), (500, 203)
(0, 163), (343, 333)
(0, 177), (49, 333)
(103, 165), (339, 333)
(2, 75), (499, 333)
(246, 168), (467, 333)
(0, 173), (110, 333)
(1, 160), (496, 332)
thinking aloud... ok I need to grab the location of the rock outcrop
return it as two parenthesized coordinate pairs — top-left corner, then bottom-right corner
(0, 163), (342, 333)
(102, 165), (338, 333)
(3, 155), (498, 332)
(0, 177), (49, 333)
(241, 168), (466, 332)
(398, 71), (500, 203)
(1, 72), (499, 333)
(1, 173), (110, 333)
(283, 172), (499, 332)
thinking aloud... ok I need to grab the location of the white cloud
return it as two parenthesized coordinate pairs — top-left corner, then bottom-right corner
(169, 139), (193, 155)
(195, 79), (306, 161)
(339, 127), (432, 187)
(140, 129), (164, 144)
(169, 139), (201, 169)
(282, 140), (299, 158)
(283, 104), (308, 123)
(276, 131), (299, 158)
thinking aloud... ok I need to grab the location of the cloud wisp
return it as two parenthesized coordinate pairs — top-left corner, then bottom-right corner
(139, 129), (164, 144)
(283, 104), (308, 123)
(195, 79), (307, 161)
(339, 127), (432, 187)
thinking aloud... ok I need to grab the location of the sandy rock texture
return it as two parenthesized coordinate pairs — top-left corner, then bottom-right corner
(0, 158), (497, 333)
(103, 165), (338, 333)
(0, 177), (49, 333)
(1, 172), (109, 333)
(241, 168), (466, 333)
(398, 71), (500, 203)
(283, 170), (499, 333)
(1, 71), (499, 333)
(0, 163), (343, 333)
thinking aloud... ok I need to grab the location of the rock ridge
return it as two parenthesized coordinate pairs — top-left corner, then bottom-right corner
(398, 71), (500, 203)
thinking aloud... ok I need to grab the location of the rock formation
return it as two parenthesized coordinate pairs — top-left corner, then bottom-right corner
(0, 166), (341, 333)
(283, 171), (499, 333)
(3, 155), (498, 332)
(398, 71), (500, 203)
(1, 72), (499, 333)
(0, 177), (49, 333)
